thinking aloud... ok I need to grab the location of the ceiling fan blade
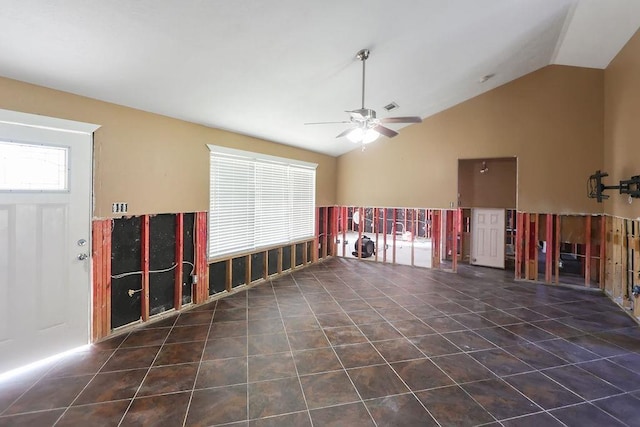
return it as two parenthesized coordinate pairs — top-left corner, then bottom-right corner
(373, 125), (399, 138)
(379, 116), (422, 124)
(304, 121), (351, 125)
(336, 127), (356, 139)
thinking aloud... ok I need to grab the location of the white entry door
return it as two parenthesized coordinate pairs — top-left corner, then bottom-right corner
(0, 110), (97, 374)
(471, 208), (505, 269)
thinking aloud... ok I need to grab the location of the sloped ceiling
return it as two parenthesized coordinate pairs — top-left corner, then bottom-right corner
(0, 0), (639, 156)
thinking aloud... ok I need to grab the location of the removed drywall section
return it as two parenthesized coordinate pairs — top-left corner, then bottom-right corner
(111, 216), (142, 329)
(148, 214), (176, 316)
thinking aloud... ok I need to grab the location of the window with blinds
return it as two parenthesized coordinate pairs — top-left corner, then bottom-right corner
(208, 145), (316, 259)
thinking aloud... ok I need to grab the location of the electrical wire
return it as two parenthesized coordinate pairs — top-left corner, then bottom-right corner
(111, 260), (195, 279)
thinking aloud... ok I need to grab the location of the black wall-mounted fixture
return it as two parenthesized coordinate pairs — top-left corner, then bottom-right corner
(588, 170), (640, 203)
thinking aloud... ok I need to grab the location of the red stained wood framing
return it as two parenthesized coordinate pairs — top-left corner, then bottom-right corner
(141, 215), (150, 322)
(524, 213), (531, 280)
(452, 209), (459, 272)
(555, 214), (561, 284)
(92, 219), (112, 341)
(314, 207), (320, 262)
(392, 209), (397, 264)
(545, 214), (553, 283)
(374, 208), (379, 262)
(323, 207), (329, 259)
(194, 212), (209, 303)
(515, 212), (524, 280)
(383, 208), (388, 263)
(331, 206), (338, 257)
(432, 210), (441, 269)
(600, 215), (606, 289)
(341, 207), (347, 257)
(357, 207), (363, 258)
(585, 215), (592, 287)
(174, 213), (184, 310)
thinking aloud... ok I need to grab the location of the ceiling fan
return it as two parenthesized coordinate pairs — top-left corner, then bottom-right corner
(305, 48), (422, 148)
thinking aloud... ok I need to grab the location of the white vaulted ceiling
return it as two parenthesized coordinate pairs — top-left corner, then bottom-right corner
(1, 1), (639, 156)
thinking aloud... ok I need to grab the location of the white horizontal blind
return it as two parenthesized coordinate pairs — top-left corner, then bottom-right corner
(208, 146), (316, 259)
(290, 167), (316, 241)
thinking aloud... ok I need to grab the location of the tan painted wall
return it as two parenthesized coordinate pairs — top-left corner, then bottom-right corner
(458, 157), (517, 209)
(0, 77), (337, 218)
(337, 65), (604, 214)
(604, 29), (640, 220)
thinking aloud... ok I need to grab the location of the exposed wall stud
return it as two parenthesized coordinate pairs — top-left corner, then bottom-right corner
(357, 207), (363, 258)
(544, 214), (552, 283)
(174, 213), (184, 310)
(141, 215), (150, 321)
(92, 219), (112, 341)
(585, 215), (592, 287)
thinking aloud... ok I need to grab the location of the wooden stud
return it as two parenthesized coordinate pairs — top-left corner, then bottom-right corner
(555, 214), (561, 284)
(323, 207), (329, 259)
(246, 254), (252, 284)
(277, 246), (283, 275)
(383, 208), (388, 263)
(314, 207), (320, 262)
(174, 213), (184, 310)
(331, 206), (338, 257)
(225, 258), (232, 292)
(357, 207), (363, 259)
(600, 215), (606, 289)
(452, 209), (458, 272)
(342, 206), (347, 257)
(194, 212), (209, 303)
(374, 208), (379, 262)
(515, 212), (523, 280)
(532, 214), (539, 280)
(545, 214), (553, 283)
(141, 215), (150, 322)
(432, 210), (441, 269)
(91, 219), (112, 341)
(392, 209), (397, 264)
(524, 213), (530, 280)
(264, 250), (269, 280)
(585, 215), (592, 287)
(411, 209), (417, 267)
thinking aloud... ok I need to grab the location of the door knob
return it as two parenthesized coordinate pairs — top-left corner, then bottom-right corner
(77, 253), (88, 261)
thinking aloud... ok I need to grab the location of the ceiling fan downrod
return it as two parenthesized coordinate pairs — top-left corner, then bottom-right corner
(356, 49), (369, 110)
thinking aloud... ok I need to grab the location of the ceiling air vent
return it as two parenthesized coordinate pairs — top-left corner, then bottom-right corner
(383, 102), (399, 112)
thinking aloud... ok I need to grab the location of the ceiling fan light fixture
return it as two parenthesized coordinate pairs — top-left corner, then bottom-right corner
(347, 127), (380, 144)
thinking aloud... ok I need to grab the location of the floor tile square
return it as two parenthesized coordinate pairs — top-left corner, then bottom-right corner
(137, 363), (198, 396)
(324, 326), (368, 346)
(56, 400), (130, 426)
(248, 377), (306, 419)
(197, 357), (248, 388)
(203, 335), (247, 360)
(74, 368), (147, 405)
(248, 333), (290, 355)
(185, 385), (247, 426)
(299, 370), (360, 409)
(347, 364), (408, 399)
(153, 341), (205, 366)
(248, 352), (297, 382)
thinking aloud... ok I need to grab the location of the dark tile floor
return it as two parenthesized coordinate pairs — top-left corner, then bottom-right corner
(2, 258), (640, 426)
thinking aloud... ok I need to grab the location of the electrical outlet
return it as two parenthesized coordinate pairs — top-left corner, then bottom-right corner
(112, 202), (128, 214)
